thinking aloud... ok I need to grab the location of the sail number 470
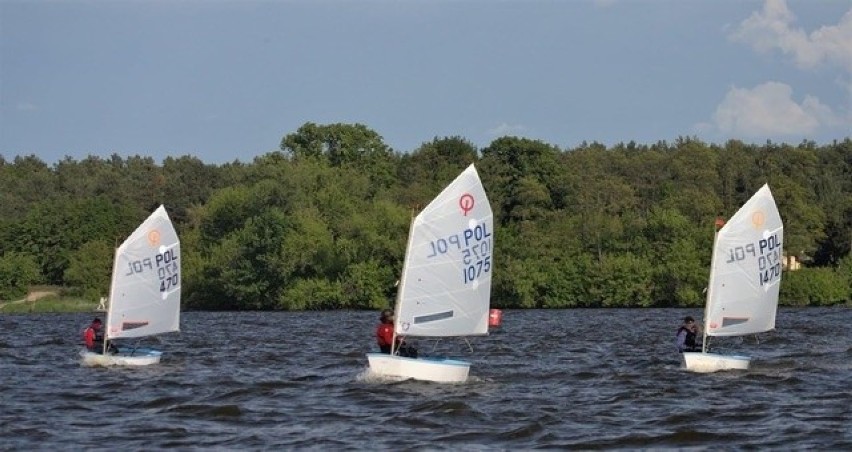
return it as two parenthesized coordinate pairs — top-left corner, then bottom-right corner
(159, 261), (179, 292)
(157, 249), (179, 293)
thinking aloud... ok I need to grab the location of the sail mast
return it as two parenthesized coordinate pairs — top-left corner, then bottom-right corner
(701, 220), (722, 353)
(104, 245), (121, 353)
(391, 212), (417, 355)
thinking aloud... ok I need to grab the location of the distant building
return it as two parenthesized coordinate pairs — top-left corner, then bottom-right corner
(782, 254), (801, 271)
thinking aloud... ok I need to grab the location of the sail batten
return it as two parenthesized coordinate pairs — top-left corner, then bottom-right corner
(413, 311), (455, 324)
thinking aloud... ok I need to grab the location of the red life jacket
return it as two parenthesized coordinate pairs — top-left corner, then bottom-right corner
(82, 327), (95, 349)
(376, 323), (394, 347)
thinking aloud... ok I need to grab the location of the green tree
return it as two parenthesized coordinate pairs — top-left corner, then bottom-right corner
(479, 137), (560, 226)
(279, 278), (343, 310)
(64, 240), (113, 299)
(0, 155), (56, 219)
(399, 137), (479, 207)
(6, 197), (140, 285)
(836, 255), (852, 303)
(280, 122), (397, 189)
(643, 207), (707, 306)
(539, 253), (594, 308)
(781, 267), (848, 306)
(660, 137), (722, 223)
(586, 253), (654, 307)
(0, 252), (41, 300)
(716, 140), (757, 214)
(162, 155), (227, 225)
(340, 259), (396, 309)
(205, 209), (294, 310)
(812, 139), (852, 265)
(772, 176), (826, 260)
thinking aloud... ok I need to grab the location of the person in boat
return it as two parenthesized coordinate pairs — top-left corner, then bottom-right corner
(675, 316), (701, 353)
(376, 309), (417, 358)
(82, 317), (118, 354)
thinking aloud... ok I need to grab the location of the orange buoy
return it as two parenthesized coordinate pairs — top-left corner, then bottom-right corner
(488, 308), (502, 327)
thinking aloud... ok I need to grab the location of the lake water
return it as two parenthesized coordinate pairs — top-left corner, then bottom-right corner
(1, 308), (850, 449)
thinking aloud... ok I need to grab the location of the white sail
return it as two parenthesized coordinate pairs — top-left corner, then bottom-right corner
(395, 164), (493, 337)
(106, 205), (181, 340)
(705, 184), (782, 337)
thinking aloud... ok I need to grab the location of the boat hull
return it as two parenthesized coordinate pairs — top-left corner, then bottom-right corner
(682, 352), (750, 373)
(80, 348), (162, 367)
(366, 353), (471, 383)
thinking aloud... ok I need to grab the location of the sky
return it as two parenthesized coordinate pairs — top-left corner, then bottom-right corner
(1, 0), (850, 165)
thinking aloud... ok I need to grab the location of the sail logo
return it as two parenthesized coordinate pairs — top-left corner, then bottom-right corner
(751, 211), (765, 229)
(147, 230), (161, 247)
(459, 193), (475, 216)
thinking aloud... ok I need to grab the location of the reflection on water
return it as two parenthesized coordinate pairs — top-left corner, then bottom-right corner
(1, 308), (849, 449)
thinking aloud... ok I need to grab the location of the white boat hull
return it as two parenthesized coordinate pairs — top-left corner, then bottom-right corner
(80, 348), (162, 367)
(366, 353), (471, 383)
(682, 352), (750, 373)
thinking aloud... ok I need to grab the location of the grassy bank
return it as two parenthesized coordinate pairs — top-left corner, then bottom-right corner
(0, 296), (101, 314)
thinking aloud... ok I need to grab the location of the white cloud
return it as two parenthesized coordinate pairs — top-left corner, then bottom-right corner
(730, 0), (852, 73)
(711, 81), (842, 137)
(486, 122), (528, 138)
(714, 1), (852, 139)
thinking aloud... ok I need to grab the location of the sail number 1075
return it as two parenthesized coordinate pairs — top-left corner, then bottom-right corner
(462, 235), (492, 284)
(463, 255), (491, 284)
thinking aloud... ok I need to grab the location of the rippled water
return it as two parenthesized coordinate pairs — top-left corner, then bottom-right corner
(1, 308), (850, 449)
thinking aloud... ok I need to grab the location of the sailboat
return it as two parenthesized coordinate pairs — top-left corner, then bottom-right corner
(683, 184), (783, 373)
(81, 205), (181, 366)
(366, 164), (493, 383)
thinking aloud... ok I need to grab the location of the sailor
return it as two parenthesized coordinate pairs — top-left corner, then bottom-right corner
(676, 316), (701, 352)
(82, 318), (105, 353)
(375, 309), (417, 358)
(82, 317), (118, 354)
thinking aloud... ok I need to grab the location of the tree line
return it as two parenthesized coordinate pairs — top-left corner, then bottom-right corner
(1, 123), (850, 309)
